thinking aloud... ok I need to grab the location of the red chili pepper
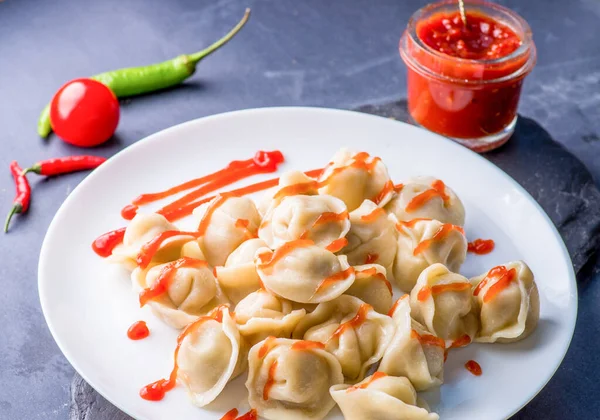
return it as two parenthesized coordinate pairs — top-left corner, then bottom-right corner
(5, 161), (32, 233)
(23, 155), (106, 176)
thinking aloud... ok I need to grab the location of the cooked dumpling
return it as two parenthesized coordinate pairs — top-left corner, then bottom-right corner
(342, 200), (397, 280)
(385, 176), (465, 226)
(255, 240), (355, 304)
(175, 306), (247, 407)
(345, 264), (393, 314)
(235, 289), (306, 346)
(470, 261), (540, 343)
(379, 296), (445, 391)
(410, 264), (478, 343)
(257, 170), (319, 217)
(109, 213), (185, 270)
(330, 373), (439, 420)
(292, 295), (395, 382)
(317, 149), (394, 212)
(131, 257), (228, 329)
(193, 195), (261, 267)
(246, 337), (344, 420)
(259, 194), (350, 249)
(392, 218), (467, 292)
(215, 238), (268, 304)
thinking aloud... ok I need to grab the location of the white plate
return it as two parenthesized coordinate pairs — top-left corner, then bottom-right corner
(39, 107), (577, 420)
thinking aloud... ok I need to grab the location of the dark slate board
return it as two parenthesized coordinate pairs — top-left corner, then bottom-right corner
(70, 100), (600, 419)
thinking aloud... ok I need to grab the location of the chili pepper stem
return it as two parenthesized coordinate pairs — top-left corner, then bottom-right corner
(187, 8), (251, 65)
(4, 204), (22, 233)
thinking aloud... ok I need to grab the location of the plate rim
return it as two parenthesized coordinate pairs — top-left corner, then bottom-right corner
(38, 106), (578, 420)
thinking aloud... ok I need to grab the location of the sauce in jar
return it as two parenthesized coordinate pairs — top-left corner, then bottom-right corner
(400, 1), (536, 152)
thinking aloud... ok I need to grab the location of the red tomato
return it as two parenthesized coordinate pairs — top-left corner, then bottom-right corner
(49, 78), (120, 147)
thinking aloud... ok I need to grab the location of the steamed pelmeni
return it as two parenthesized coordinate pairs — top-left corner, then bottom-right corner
(393, 218), (467, 292)
(379, 296), (445, 391)
(255, 240), (355, 304)
(344, 264), (393, 314)
(246, 337), (344, 420)
(342, 200), (397, 280)
(132, 258), (228, 329)
(259, 194), (350, 249)
(193, 195), (261, 267)
(470, 261), (540, 343)
(410, 264), (478, 343)
(330, 373), (439, 420)
(235, 289), (306, 346)
(292, 295), (395, 382)
(257, 170), (320, 217)
(174, 306), (247, 407)
(385, 176), (465, 226)
(317, 149), (394, 211)
(215, 238), (268, 304)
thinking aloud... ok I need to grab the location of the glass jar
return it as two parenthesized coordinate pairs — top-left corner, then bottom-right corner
(399, 0), (536, 152)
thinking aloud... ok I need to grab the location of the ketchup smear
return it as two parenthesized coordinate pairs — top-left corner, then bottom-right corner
(468, 238), (495, 255)
(127, 321), (149, 340)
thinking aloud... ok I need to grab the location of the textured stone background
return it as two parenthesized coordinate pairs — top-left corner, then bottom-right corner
(1, 0), (599, 419)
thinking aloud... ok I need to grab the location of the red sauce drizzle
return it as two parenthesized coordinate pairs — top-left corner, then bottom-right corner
(299, 211), (349, 240)
(256, 240), (315, 272)
(406, 180), (449, 212)
(290, 340), (326, 351)
(395, 218), (432, 230)
(319, 152), (381, 185)
(314, 266), (355, 295)
(197, 194), (231, 234)
(140, 305), (227, 401)
(413, 223), (465, 256)
(346, 371), (387, 392)
(121, 204), (139, 220)
(220, 409), (239, 420)
(417, 282), (471, 302)
(328, 303), (371, 342)
(139, 257), (208, 306)
(468, 238), (495, 255)
(263, 360), (278, 400)
(235, 409), (257, 420)
(360, 207), (386, 223)
(411, 329), (445, 349)
(473, 265), (517, 303)
(449, 334), (472, 349)
(258, 336), (278, 358)
(136, 230), (200, 269)
(92, 227), (126, 257)
(127, 321), (149, 340)
(465, 360), (482, 376)
(235, 218), (257, 240)
(417, 286), (432, 302)
(373, 180), (394, 204)
(364, 253), (379, 264)
(356, 267), (392, 294)
(394, 183), (404, 193)
(325, 237), (348, 253)
(274, 181), (318, 199)
(387, 294), (409, 317)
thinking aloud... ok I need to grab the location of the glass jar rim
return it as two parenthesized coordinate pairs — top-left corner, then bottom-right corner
(401, 0), (537, 85)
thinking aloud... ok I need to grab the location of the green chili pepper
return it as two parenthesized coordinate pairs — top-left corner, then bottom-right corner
(37, 8), (251, 138)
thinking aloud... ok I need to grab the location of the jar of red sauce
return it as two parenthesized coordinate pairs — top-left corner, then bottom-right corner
(400, 0), (536, 152)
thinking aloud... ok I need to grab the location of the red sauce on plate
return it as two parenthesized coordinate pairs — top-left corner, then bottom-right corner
(91, 227), (126, 257)
(465, 360), (482, 376)
(468, 238), (495, 254)
(120, 204), (138, 220)
(127, 321), (149, 340)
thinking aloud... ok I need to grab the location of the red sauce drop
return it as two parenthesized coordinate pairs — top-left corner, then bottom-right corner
(387, 294), (409, 317)
(411, 329), (445, 349)
(120, 204), (139, 220)
(92, 227), (126, 258)
(406, 180), (450, 212)
(290, 340), (326, 351)
(346, 371), (387, 392)
(395, 218), (432, 230)
(325, 237), (348, 253)
(413, 223), (464, 256)
(127, 320), (150, 340)
(394, 183), (404, 193)
(360, 208), (386, 223)
(140, 305), (227, 402)
(256, 239), (315, 272)
(418, 12), (521, 60)
(373, 180), (394, 204)
(328, 303), (371, 342)
(356, 267), (392, 294)
(468, 238), (495, 255)
(263, 360), (278, 400)
(139, 257), (208, 306)
(473, 265), (517, 302)
(220, 409), (239, 420)
(449, 334), (472, 349)
(364, 253), (379, 264)
(314, 266), (355, 295)
(465, 360), (482, 376)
